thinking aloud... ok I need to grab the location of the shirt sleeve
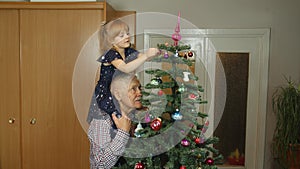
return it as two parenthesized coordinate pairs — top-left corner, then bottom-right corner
(88, 118), (130, 169)
(103, 50), (123, 63)
(125, 48), (139, 63)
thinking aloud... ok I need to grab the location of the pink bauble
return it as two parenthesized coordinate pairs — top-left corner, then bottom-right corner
(205, 157), (214, 165)
(144, 114), (151, 123)
(181, 139), (190, 147)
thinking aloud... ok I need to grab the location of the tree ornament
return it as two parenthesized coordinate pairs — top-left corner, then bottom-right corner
(164, 51), (169, 58)
(195, 135), (205, 147)
(134, 122), (144, 137)
(134, 162), (145, 169)
(162, 112), (171, 120)
(205, 157), (214, 165)
(181, 139), (190, 147)
(201, 120), (209, 133)
(188, 51), (193, 57)
(157, 90), (164, 96)
(172, 12), (182, 46)
(144, 112), (151, 123)
(181, 129), (186, 135)
(175, 50), (179, 57)
(182, 72), (190, 82)
(150, 118), (162, 131)
(200, 134), (205, 143)
(195, 137), (201, 144)
(178, 84), (186, 93)
(135, 122), (143, 131)
(172, 108), (183, 120)
(178, 51), (185, 57)
(180, 166), (186, 169)
(184, 53), (188, 59)
(189, 122), (194, 128)
(150, 77), (162, 86)
(188, 93), (198, 100)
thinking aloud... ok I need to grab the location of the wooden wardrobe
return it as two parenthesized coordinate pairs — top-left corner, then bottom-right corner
(0, 2), (135, 169)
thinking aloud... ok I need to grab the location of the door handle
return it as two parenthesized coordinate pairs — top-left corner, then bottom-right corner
(30, 118), (37, 125)
(8, 117), (15, 124)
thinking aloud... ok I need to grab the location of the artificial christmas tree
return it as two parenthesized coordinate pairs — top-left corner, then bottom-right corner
(113, 12), (223, 169)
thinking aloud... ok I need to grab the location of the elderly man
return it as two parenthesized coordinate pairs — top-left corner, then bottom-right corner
(88, 71), (143, 169)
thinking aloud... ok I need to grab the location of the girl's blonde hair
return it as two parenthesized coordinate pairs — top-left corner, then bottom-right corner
(99, 19), (129, 54)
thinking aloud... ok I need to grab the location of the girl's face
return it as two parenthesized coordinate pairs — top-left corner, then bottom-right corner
(112, 30), (131, 49)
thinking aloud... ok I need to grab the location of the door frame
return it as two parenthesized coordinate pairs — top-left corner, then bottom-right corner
(143, 28), (270, 169)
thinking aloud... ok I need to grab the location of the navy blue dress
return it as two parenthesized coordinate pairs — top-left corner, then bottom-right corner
(87, 47), (139, 124)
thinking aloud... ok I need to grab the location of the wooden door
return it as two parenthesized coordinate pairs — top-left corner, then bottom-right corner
(20, 9), (103, 169)
(0, 9), (22, 169)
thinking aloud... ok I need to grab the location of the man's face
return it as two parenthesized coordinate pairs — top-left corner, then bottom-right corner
(125, 77), (143, 109)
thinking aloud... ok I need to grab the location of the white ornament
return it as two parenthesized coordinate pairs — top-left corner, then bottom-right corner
(183, 72), (191, 82)
(175, 50), (179, 57)
(135, 122), (143, 132)
(134, 122), (143, 137)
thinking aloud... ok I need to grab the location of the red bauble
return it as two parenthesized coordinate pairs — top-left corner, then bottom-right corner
(150, 118), (162, 131)
(205, 157), (214, 165)
(188, 93), (197, 100)
(188, 51), (193, 57)
(134, 162), (145, 169)
(180, 166), (186, 169)
(194, 137), (201, 144)
(158, 90), (164, 96)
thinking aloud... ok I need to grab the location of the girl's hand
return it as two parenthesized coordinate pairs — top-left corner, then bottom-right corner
(145, 48), (160, 59)
(112, 114), (131, 133)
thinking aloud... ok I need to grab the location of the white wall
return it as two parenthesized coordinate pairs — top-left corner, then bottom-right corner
(107, 0), (300, 168)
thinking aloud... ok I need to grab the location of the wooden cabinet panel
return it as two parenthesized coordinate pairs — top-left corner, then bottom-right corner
(20, 9), (103, 169)
(0, 2), (135, 169)
(0, 9), (22, 169)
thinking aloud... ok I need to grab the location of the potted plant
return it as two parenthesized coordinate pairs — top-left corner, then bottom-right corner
(272, 77), (300, 169)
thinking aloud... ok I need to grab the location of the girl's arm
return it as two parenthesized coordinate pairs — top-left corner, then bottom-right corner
(111, 48), (159, 73)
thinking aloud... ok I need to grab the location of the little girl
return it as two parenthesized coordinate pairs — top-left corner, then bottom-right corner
(87, 19), (159, 124)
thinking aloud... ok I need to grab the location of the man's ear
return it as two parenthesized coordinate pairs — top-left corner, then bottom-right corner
(112, 89), (121, 101)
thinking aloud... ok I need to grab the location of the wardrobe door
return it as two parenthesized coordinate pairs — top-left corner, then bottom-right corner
(0, 9), (22, 169)
(20, 9), (103, 169)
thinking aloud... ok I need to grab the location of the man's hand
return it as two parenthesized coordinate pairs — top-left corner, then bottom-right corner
(112, 114), (131, 133)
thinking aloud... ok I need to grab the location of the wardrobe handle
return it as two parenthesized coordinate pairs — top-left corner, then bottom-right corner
(30, 118), (37, 125)
(8, 117), (15, 124)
